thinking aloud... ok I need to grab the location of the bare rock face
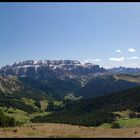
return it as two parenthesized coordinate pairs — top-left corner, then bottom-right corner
(0, 60), (106, 80)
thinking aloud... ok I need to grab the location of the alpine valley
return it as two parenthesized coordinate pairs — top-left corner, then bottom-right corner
(0, 60), (140, 131)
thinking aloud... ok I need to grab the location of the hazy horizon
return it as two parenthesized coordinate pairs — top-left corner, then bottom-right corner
(0, 2), (140, 68)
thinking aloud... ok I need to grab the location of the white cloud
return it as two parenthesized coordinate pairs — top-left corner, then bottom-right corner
(109, 56), (139, 62)
(128, 48), (136, 53)
(126, 56), (139, 60)
(116, 49), (122, 53)
(109, 57), (125, 62)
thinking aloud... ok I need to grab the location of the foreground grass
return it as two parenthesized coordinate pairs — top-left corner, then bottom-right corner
(0, 123), (140, 138)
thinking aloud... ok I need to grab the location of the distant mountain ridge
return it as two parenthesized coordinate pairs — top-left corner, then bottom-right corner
(0, 60), (105, 80)
(108, 66), (140, 74)
(1, 60), (140, 79)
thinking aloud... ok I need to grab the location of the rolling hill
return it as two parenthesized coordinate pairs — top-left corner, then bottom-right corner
(31, 85), (140, 126)
(75, 74), (140, 98)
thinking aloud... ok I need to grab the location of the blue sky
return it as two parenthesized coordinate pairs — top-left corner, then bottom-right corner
(0, 2), (140, 68)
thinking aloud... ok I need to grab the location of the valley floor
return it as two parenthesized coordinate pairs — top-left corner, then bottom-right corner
(0, 123), (140, 138)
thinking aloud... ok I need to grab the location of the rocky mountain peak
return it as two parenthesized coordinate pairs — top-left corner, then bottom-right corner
(0, 60), (106, 80)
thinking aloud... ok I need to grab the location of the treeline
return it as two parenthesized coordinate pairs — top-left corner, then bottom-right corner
(31, 109), (119, 127)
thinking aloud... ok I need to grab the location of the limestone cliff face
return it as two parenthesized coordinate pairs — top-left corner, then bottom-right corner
(0, 60), (106, 80)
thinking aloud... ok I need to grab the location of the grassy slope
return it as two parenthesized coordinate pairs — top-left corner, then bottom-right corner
(0, 76), (57, 114)
(117, 118), (140, 128)
(1, 106), (51, 124)
(115, 74), (140, 83)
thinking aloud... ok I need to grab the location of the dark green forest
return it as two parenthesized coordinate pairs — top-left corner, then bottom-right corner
(31, 85), (140, 127)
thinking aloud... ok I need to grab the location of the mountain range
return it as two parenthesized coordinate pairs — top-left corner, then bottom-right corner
(1, 60), (140, 79)
(0, 60), (140, 100)
(1, 60), (140, 127)
(0, 60), (105, 79)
